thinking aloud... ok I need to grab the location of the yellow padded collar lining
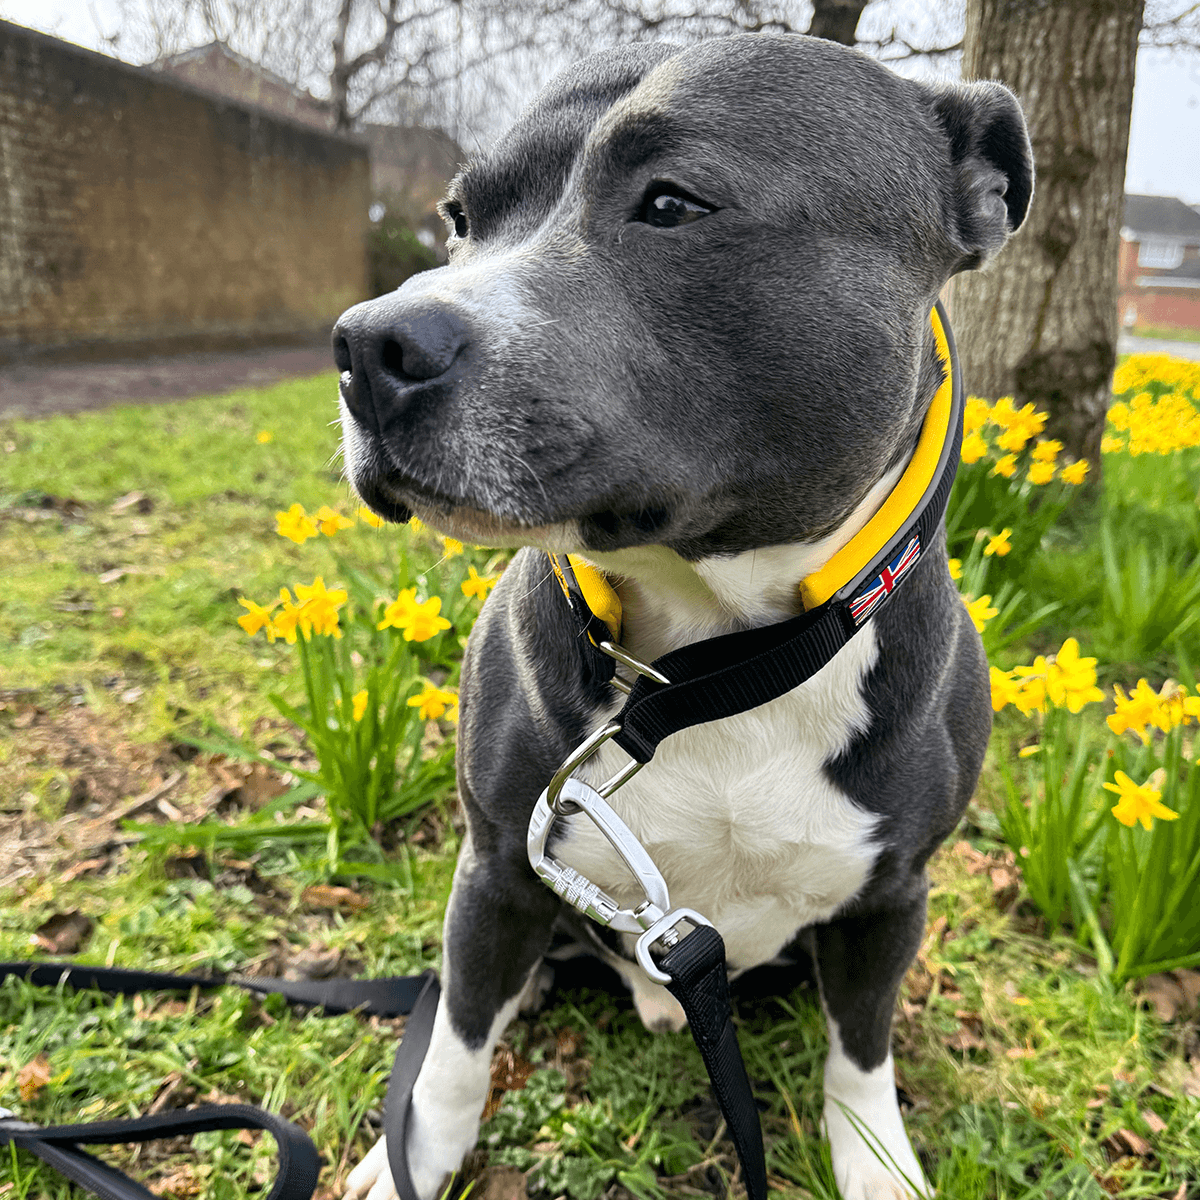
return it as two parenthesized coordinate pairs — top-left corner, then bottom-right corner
(796, 306), (953, 610)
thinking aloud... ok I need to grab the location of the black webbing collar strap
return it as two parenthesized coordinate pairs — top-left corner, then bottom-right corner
(578, 304), (964, 764)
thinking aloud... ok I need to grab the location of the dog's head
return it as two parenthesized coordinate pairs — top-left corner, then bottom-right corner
(335, 35), (1031, 559)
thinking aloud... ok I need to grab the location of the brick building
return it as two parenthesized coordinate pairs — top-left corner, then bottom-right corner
(152, 41), (462, 249)
(0, 21), (371, 364)
(1118, 194), (1200, 334)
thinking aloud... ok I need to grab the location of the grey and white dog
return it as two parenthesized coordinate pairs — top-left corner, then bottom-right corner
(333, 33), (1031, 1200)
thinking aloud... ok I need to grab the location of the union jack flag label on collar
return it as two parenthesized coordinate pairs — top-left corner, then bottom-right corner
(849, 535), (922, 625)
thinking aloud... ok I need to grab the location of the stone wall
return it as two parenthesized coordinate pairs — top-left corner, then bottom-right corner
(0, 21), (371, 363)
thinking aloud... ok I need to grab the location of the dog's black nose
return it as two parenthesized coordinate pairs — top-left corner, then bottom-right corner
(333, 298), (470, 432)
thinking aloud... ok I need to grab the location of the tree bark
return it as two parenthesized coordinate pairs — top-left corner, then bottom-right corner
(808, 0), (869, 45)
(953, 0), (1145, 470)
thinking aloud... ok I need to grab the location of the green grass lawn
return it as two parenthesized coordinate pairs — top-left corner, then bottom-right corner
(2, 376), (1199, 1200)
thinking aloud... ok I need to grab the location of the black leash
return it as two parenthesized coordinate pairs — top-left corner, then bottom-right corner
(0, 959), (434, 1200)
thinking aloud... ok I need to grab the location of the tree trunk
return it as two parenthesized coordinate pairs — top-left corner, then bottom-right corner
(953, 0), (1144, 470)
(808, 0), (869, 45)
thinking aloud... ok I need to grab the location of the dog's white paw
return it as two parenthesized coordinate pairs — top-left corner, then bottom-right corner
(822, 1033), (929, 1200)
(630, 975), (688, 1033)
(823, 1097), (930, 1200)
(342, 1126), (460, 1200)
(343, 1135), (397, 1200)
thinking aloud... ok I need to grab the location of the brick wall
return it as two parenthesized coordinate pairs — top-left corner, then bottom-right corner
(0, 22), (370, 363)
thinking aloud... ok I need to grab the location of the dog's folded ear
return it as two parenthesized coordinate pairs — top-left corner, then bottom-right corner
(928, 81), (1034, 272)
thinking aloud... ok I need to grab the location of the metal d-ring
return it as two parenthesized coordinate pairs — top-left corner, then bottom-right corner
(599, 640), (671, 695)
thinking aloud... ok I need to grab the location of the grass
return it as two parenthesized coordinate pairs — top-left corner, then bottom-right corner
(1129, 325), (1200, 346)
(2, 377), (1200, 1199)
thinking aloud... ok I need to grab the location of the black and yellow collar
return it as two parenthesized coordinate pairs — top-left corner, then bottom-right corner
(549, 301), (963, 762)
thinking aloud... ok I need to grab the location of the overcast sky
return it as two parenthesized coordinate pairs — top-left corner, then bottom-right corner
(3, 0), (1199, 205)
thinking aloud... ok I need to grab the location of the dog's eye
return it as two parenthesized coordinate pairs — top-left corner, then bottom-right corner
(444, 203), (468, 240)
(637, 185), (714, 228)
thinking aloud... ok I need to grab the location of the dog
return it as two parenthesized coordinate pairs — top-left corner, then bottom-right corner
(332, 32), (1031, 1200)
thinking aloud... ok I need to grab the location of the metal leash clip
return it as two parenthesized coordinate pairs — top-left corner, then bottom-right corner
(528, 779), (711, 985)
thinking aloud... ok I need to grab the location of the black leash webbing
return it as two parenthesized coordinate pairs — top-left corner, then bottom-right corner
(660, 927), (768, 1200)
(0, 960), (429, 1017)
(0, 1105), (321, 1200)
(0, 959), (436, 1200)
(384, 971), (441, 1200)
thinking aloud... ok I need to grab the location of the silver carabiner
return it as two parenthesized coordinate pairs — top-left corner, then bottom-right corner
(527, 777), (713, 984)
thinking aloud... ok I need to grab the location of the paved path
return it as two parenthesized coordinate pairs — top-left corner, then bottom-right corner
(1118, 333), (1200, 361)
(0, 341), (335, 420)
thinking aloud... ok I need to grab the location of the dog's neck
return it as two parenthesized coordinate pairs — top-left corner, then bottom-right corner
(580, 457), (907, 666)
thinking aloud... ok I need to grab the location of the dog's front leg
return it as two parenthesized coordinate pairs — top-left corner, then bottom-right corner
(345, 836), (559, 1200)
(811, 893), (932, 1200)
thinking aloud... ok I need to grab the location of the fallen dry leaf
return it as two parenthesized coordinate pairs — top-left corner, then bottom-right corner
(301, 884), (370, 912)
(473, 1166), (528, 1200)
(1141, 973), (1188, 1022)
(149, 1167), (205, 1198)
(1181, 1060), (1200, 1100)
(1104, 1128), (1151, 1158)
(1141, 1108), (1168, 1135)
(60, 857), (108, 883)
(32, 910), (94, 954)
(17, 1054), (52, 1101)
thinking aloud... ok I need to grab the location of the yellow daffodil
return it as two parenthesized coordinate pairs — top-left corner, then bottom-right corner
(964, 397), (990, 436)
(403, 595), (452, 642)
(351, 689), (369, 722)
(275, 503), (318, 544)
(409, 517), (425, 534)
(1107, 679), (1161, 744)
(948, 558), (962, 582)
(461, 565), (498, 600)
(1060, 460), (1089, 485)
(442, 537), (464, 558)
(983, 528), (1012, 557)
(357, 506), (386, 529)
(960, 432), (989, 464)
(1153, 681), (1192, 733)
(989, 666), (1022, 713)
(990, 397), (1017, 428)
(294, 576), (347, 638)
(963, 593), (999, 633)
(1018, 744), (1041, 758)
(256, 430), (274, 444)
(377, 588), (450, 641)
(315, 505), (355, 537)
(991, 454), (1018, 479)
(377, 587), (419, 632)
(407, 683), (458, 720)
(271, 587), (305, 643)
(1030, 439), (1062, 463)
(1027, 461), (1055, 485)
(237, 597), (277, 639)
(1012, 656), (1050, 716)
(1100, 435), (1125, 455)
(1104, 770), (1179, 830)
(1044, 637), (1104, 713)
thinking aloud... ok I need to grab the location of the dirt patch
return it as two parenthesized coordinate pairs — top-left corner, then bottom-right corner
(0, 341), (335, 420)
(0, 694), (309, 887)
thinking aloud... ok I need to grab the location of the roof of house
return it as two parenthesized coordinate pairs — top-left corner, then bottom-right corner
(153, 41), (330, 110)
(1124, 193), (1200, 240)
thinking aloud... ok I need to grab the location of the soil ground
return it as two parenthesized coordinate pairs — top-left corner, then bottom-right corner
(0, 340), (335, 420)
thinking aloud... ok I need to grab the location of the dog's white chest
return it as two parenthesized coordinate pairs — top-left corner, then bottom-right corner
(558, 625), (883, 972)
